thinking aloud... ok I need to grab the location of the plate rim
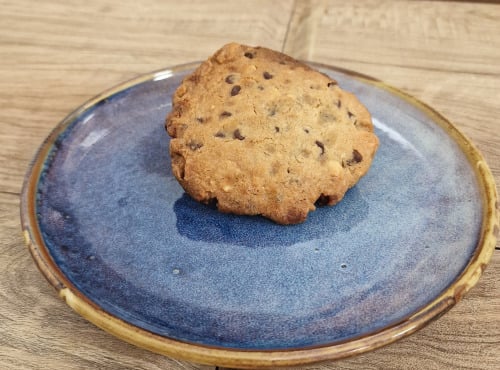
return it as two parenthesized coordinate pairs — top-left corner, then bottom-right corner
(20, 61), (499, 368)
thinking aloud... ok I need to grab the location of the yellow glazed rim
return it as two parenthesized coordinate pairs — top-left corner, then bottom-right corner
(20, 62), (499, 368)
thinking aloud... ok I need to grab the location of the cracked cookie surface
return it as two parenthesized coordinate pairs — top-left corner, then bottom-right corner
(166, 43), (379, 224)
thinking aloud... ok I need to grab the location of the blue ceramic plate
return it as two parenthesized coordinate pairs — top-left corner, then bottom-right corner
(21, 62), (498, 367)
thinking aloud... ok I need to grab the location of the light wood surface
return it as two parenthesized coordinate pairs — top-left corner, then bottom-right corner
(1, 0), (499, 369)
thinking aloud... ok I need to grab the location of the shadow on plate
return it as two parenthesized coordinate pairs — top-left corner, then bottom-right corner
(173, 187), (367, 248)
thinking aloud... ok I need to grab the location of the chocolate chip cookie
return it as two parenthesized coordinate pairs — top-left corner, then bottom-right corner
(166, 43), (379, 224)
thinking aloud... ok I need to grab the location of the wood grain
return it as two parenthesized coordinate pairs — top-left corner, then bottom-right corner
(1, 0), (499, 369)
(282, 0), (328, 59)
(309, 0), (500, 182)
(0, 0), (294, 195)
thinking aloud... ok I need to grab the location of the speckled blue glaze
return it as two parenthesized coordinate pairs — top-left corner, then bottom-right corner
(36, 66), (482, 350)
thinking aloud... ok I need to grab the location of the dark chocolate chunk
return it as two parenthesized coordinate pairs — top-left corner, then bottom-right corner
(244, 52), (254, 59)
(352, 149), (363, 163)
(220, 111), (232, 118)
(263, 71), (273, 80)
(196, 117), (204, 123)
(225, 75), (235, 84)
(304, 128), (310, 134)
(315, 194), (330, 207)
(327, 81), (337, 87)
(231, 85), (241, 96)
(275, 126), (280, 132)
(233, 129), (245, 140)
(315, 140), (325, 155)
(345, 149), (363, 166)
(206, 197), (218, 209)
(348, 111), (355, 119)
(215, 131), (225, 138)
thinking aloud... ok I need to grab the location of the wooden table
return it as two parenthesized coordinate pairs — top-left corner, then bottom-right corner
(1, 1), (499, 369)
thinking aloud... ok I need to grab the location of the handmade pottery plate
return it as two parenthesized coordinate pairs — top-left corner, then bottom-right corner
(21, 62), (498, 368)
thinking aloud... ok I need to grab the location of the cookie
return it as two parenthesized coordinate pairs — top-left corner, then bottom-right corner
(166, 43), (379, 224)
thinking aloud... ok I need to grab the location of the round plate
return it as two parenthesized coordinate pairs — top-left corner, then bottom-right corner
(21, 62), (498, 368)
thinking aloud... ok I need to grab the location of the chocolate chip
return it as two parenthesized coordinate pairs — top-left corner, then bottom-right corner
(207, 197), (218, 209)
(315, 194), (331, 207)
(196, 117), (204, 123)
(263, 71), (273, 80)
(220, 111), (232, 118)
(304, 128), (310, 134)
(231, 85), (241, 96)
(327, 81), (337, 87)
(244, 52), (254, 59)
(225, 75), (235, 84)
(275, 126), (280, 132)
(233, 129), (245, 140)
(315, 140), (325, 155)
(344, 149), (363, 166)
(348, 111), (355, 119)
(188, 141), (203, 151)
(352, 149), (363, 162)
(215, 131), (225, 138)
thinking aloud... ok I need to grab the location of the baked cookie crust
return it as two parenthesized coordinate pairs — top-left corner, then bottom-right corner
(166, 43), (379, 224)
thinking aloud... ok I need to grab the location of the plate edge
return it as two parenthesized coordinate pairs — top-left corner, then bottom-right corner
(19, 62), (499, 368)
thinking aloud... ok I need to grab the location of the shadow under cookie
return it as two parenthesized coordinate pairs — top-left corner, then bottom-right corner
(173, 187), (368, 248)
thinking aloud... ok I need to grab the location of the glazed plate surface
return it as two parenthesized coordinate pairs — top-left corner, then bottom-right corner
(21, 62), (498, 367)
